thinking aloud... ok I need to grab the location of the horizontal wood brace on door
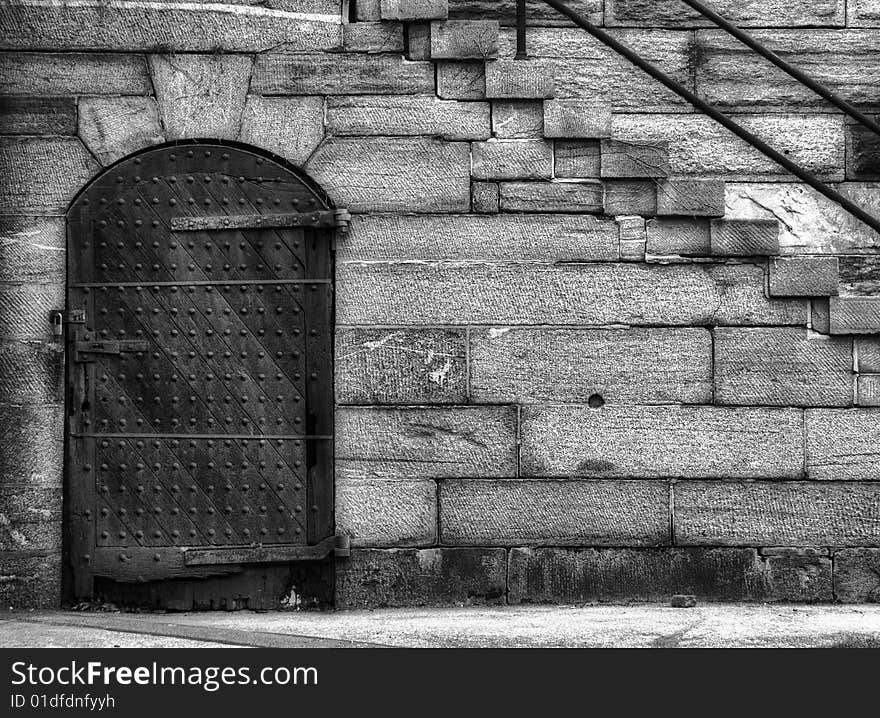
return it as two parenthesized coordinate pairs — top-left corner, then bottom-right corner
(184, 535), (351, 565)
(72, 433), (333, 440)
(69, 279), (332, 288)
(169, 210), (350, 232)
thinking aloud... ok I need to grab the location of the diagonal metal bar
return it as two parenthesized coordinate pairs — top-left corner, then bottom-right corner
(535, 0), (880, 236)
(679, 0), (880, 139)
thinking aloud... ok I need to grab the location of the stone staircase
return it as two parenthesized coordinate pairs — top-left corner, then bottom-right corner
(353, 1), (880, 350)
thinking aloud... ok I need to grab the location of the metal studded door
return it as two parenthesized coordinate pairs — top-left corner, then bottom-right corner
(65, 142), (345, 598)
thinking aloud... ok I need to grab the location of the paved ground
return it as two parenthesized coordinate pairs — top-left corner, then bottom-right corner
(2, 604), (880, 647)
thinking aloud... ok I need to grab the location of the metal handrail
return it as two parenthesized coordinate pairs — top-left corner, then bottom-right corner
(514, 0), (880, 236)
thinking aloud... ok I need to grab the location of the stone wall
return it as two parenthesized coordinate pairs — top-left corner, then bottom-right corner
(1, 0), (880, 607)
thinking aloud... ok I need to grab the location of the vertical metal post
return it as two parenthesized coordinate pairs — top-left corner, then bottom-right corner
(515, 0), (528, 59)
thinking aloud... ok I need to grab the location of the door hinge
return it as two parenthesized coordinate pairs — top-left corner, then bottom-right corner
(169, 208), (352, 235)
(73, 340), (149, 363)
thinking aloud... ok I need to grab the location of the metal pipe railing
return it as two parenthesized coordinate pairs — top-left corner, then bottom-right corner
(514, 0), (880, 236)
(680, 0), (880, 138)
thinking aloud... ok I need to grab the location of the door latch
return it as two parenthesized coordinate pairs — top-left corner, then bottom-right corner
(73, 340), (149, 363)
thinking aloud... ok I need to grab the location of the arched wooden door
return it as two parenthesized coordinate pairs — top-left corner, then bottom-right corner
(65, 142), (344, 601)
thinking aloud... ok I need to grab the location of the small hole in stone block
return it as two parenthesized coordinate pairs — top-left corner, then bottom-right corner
(588, 394), (605, 409)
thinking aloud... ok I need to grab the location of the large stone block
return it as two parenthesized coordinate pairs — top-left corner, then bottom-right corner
(336, 262), (807, 326)
(0, 1), (342, 52)
(440, 479), (670, 546)
(336, 548), (507, 609)
(612, 114), (845, 180)
(0, 486), (61, 552)
(491, 101), (543, 139)
(603, 180), (657, 216)
(484, 60), (555, 99)
(469, 327), (712, 404)
(769, 256), (840, 297)
(335, 406), (517, 480)
(600, 139), (670, 179)
(0, 97), (76, 135)
(381, 0), (449, 20)
(606, 0), (845, 27)
(306, 138), (470, 212)
(336, 479), (437, 547)
(340, 213), (619, 261)
(829, 296), (880, 334)
(0, 341), (64, 404)
(77, 97), (164, 166)
(655, 179), (726, 217)
(543, 99), (611, 139)
(857, 375), (880, 406)
(838, 256), (880, 295)
(0, 217), (64, 284)
(696, 30), (880, 111)
(0, 552), (61, 608)
(449, 0), (603, 26)
(497, 28), (691, 110)
(760, 548), (833, 603)
(335, 328), (467, 404)
(436, 60), (485, 99)
(326, 95), (491, 141)
(834, 549), (880, 601)
(498, 181), (603, 213)
(646, 218), (711, 256)
(806, 409), (880, 480)
(343, 22), (405, 53)
(254, 54), (434, 95)
(0, 52), (151, 96)
(674, 481), (880, 547)
(554, 140), (601, 178)
(150, 54), (252, 141)
(471, 140), (553, 180)
(710, 219), (780, 256)
(850, 0), (880, 26)
(0, 404), (64, 486)
(471, 181), (499, 213)
(521, 405), (804, 479)
(714, 328), (854, 407)
(507, 547), (828, 604)
(857, 338), (880, 372)
(0, 283), (63, 341)
(238, 95), (324, 165)
(0, 137), (98, 214)
(724, 182), (880, 255)
(429, 20), (499, 59)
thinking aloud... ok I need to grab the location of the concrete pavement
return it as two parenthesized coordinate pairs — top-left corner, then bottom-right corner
(3, 604), (880, 648)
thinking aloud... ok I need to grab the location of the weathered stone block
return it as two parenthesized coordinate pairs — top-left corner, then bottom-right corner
(0, 404), (63, 486)
(834, 549), (880, 602)
(850, 0), (880, 26)
(343, 22), (405, 53)
(491, 101), (543, 139)
(0, 341), (64, 404)
(0, 52), (151, 96)
(356, 0), (382, 21)
(543, 99), (611, 139)
(340, 213), (619, 261)
(470, 327), (711, 404)
(0, 217), (64, 283)
(857, 375), (880, 406)
(612, 114), (845, 180)
(0, 486), (61, 552)
(0, 1), (343, 52)
(0, 137), (98, 214)
(857, 338), (880, 372)
(471, 139), (552, 180)
(327, 95), (491, 141)
(0, 283), (63, 341)
(656, 179), (725, 217)
(77, 97), (164, 166)
(406, 22), (431, 60)
(449, 0), (603, 26)
(381, 0), (449, 20)
(471, 181), (499, 213)
(812, 299), (832, 334)
(336, 262), (807, 326)
(601, 139), (670, 178)
(554, 140), (601, 178)
(606, 0), (844, 27)
(838, 256), (880, 296)
(254, 54), (434, 95)
(646, 218), (711, 256)
(696, 30), (880, 111)
(336, 479), (436, 546)
(760, 548), (833, 603)
(150, 54), (252, 141)
(335, 406), (517, 480)
(440, 479), (670, 546)
(0, 97), (76, 135)
(710, 218), (780, 256)
(829, 296), (880, 334)
(499, 181), (603, 213)
(618, 215), (646, 261)
(806, 409), (880, 480)
(335, 328), (467, 404)
(846, 122), (880, 181)
(769, 256), (840, 297)
(306, 137), (470, 212)
(674, 481), (880, 547)
(714, 328), (853, 407)
(336, 548), (506, 609)
(436, 61), (485, 99)
(0, 552), (61, 608)
(239, 95), (324, 165)
(484, 60), (555, 99)
(521, 405), (804, 479)
(430, 19), (498, 59)
(603, 180), (657, 216)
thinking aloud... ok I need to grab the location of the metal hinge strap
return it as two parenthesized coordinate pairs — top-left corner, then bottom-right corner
(170, 209), (351, 233)
(73, 340), (149, 362)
